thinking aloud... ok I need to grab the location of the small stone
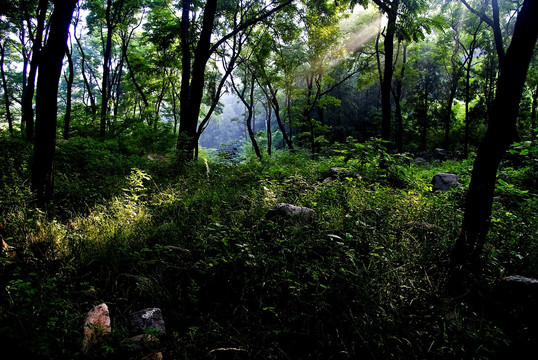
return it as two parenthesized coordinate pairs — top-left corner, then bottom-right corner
(82, 303), (111, 353)
(431, 173), (459, 191)
(413, 157), (426, 164)
(266, 203), (316, 226)
(141, 352), (163, 360)
(130, 308), (166, 336)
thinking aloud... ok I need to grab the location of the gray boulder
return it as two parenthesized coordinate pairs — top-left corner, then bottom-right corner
(130, 308), (166, 336)
(431, 173), (459, 191)
(266, 203), (316, 225)
(433, 148), (447, 160)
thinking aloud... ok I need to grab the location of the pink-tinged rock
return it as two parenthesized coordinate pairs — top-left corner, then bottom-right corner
(82, 303), (112, 353)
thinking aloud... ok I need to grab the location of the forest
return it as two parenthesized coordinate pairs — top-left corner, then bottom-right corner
(0, 0), (537, 358)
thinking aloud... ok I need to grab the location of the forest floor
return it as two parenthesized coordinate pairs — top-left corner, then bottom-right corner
(1, 135), (537, 359)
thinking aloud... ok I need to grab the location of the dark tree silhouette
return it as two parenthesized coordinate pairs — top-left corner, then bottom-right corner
(451, 0), (538, 268)
(31, 0), (78, 203)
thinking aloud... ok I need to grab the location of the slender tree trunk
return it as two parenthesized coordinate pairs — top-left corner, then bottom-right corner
(19, 20), (29, 134)
(171, 80), (178, 134)
(444, 73), (458, 150)
(463, 44), (476, 157)
(451, 0), (538, 267)
(22, 0), (48, 141)
(0, 43), (13, 133)
(246, 82), (262, 161)
(271, 88), (294, 152)
(32, 0), (77, 203)
(266, 101), (272, 156)
(420, 79), (429, 151)
(392, 43), (406, 152)
(75, 27), (97, 114)
(531, 85), (538, 139)
(63, 44), (74, 139)
(233, 74), (262, 161)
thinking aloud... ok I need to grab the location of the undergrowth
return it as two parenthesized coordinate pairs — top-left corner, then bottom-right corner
(0, 135), (536, 359)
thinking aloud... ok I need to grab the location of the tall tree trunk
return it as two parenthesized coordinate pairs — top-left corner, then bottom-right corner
(0, 42), (13, 133)
(451, 0), (538, 267)
(463, 37), (477, 157)
(531, 85), (538, 139)
(74, 21), (97, 114)
(420, 78), (429, 151)
(177, 0), (218, 161)
(32, 0), (77, 204)
(444, 74), (458, 150)
(63, 44), (74, 139)
(171, 80), (178, 134)
(22, 0), (48, 141)
(380, 1), (399, 143)
(392, 43), (406, 153)
(100, 0), (114, 138)
(19, 20), (29, 134)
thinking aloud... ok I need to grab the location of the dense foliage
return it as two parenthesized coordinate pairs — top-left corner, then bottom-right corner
(1, 0), (537, 358)
(1, 134), (537, 359)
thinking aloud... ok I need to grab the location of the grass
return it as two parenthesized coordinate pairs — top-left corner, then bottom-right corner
(0, 134), (537, 359)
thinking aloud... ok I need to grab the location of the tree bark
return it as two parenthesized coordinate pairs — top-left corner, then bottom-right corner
(380, 1), (399, 143)
(100, 0), (115, 137)
(531, 85), (538, 139)
(451, 0), (538, 267)
(0, 42), (13, 133)
(266, 101), (272, 156)
(21, 0), (48, 141)
(74, 11), (97, 114)
(32, 0), (77, 204)
(232, 74), (262, 161)
(63, 43), (74, 140)
(462, 22), (481, 157)
(392, 43), (406, 152)
(177, 0), (217, 161)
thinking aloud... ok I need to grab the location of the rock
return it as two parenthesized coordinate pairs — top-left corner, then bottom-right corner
(431, 173), (459, 191)
(141, 352), (163, 360)
(433, 148), (447, 160)
(126, 334), (161, 352)
(147, 154), (169, 162)
(413, 157), (426, 165)
(266, 203), (316, 225)
(321, 167), (353, 183)
(130, 308), (166, 336)
(82, 303), (112, 353)
(502, 275), (538, 289)
(208, 348), (248, 360)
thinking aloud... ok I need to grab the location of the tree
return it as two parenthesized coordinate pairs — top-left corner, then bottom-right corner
(31, 0), (77, 203)
(20, 0), (48, 141)
(176, 0), (293, 162)
(86, 0), (144, 137)
(0, 40), (14, 133)
(231, 72), (263, 161)
(62, 35), (74, 140)
(451, 0), (538, 268)
(372, 0), (442, 146)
